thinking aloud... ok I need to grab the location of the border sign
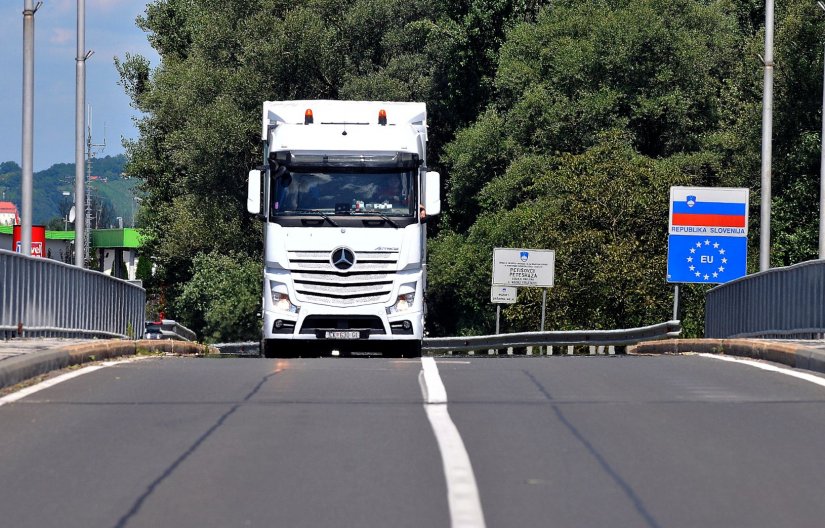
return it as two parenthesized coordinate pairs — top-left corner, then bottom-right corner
(667, 186), (748, 284)
(492, 248), (555, 287)
(491, 286), (517, 304)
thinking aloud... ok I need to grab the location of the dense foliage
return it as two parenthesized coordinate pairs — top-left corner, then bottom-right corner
(119, 0), (825, 340)
(174, 252), (262, 343)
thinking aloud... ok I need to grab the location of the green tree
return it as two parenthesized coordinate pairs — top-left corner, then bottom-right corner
(175, 251), (262, 343)
(431, 132), (705, 336)
(118, 0), (825, 341)
(117, 0), (541, 339)
(430, 0), (746, 336)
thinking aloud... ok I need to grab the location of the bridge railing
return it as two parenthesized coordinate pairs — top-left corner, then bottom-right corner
(422, 320), (682, 354)
(705, 259), (825, 339)
(0, 249), (145, 340)
(144, 319), (197, 341)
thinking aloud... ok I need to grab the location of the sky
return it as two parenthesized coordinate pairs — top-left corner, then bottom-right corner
(0, 0), (159, 171)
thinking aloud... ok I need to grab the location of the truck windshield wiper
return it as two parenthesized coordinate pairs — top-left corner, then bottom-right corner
(351, 211), (401, 228)
(289, 209), (339, 227)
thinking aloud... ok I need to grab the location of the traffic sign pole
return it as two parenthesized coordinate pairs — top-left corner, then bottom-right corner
(496, 305), (501, 335)
(541, 289), (547, 331)
(672, 285), (680, 321)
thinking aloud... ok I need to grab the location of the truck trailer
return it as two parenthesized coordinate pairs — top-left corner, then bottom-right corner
(247, 100), (440, 357)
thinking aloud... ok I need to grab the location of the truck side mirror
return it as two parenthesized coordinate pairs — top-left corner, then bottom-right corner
(424, 171), (441, 216)
(247, 169), (263, 215)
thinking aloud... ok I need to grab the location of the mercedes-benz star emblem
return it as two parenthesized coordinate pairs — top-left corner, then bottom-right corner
(331, 247), (356, 270)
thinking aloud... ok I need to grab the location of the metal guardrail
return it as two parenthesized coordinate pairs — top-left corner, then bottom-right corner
(706, 259), (825, 339)
(144, 319), (197, 341)
(422, 320), (682, 354)
(0, 249), (145, 339)
(212, 342), (260, 355)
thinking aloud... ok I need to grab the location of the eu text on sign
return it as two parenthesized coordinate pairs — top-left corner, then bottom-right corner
(667, 186), (748, 284)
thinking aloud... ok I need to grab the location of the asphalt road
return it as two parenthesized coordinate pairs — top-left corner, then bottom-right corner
(1, 354), (825, 527)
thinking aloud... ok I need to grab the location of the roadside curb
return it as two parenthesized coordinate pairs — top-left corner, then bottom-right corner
(0, 340), (215, 390)
(630, 339), (825, 375)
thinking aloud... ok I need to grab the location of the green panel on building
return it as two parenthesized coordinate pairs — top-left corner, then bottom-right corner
(91, 228), (143, 249)
(0, 226), (143, 248)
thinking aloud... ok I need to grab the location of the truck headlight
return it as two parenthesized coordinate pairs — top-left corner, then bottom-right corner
(270, 282), (299, 313)
(387, 283), (416, 314)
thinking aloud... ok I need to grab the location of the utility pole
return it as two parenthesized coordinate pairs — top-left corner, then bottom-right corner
(21, 1), (42, 256)
(818, 2), (825, 258)
(85, 106), (105, 265)
(760, 0), (775, 271)
(817, 2), (825, 259)
(75, 0), (93, 267)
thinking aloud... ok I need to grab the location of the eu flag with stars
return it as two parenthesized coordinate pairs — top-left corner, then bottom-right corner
(667, 235), (747, 284)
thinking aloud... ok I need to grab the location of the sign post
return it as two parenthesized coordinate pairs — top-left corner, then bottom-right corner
(667, 187), (749, 294)
(492, 248), (555, 331)
(491, 286), (517, 334)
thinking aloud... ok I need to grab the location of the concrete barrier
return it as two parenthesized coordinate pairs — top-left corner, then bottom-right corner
(0, 339), (216, 390)
(630, 339), (825, 374)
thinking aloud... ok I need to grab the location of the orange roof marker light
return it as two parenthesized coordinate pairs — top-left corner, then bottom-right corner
(378, 109), (387, 125)
(304, 108), (314, 125)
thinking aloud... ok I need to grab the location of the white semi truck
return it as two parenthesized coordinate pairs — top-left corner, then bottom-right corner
(247, 100), (440, 357)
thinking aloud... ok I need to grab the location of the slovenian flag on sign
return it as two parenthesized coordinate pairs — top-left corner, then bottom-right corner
(672, 195), (747, 228)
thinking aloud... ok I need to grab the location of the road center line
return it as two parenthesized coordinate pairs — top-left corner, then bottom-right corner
(0, 356), (150, 407)
(697, 353), (825, 388)
(419, 357), (486, 528)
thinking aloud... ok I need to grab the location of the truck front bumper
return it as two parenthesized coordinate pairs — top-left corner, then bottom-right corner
(262, 303), (424, 341)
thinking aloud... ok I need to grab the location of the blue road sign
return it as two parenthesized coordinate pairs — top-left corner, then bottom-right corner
(667, 235), (747, 284)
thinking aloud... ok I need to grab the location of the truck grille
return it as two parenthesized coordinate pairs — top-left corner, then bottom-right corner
(299, 315), (386, 334)
(288, 250), (397, 306)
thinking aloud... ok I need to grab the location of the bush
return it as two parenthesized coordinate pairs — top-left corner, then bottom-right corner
(175, 251), (262, 343)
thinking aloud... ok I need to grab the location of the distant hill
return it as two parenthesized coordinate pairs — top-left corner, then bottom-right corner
(0, 155), (140, 227)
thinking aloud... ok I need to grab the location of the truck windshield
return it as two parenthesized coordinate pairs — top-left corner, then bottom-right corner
(271, 170), (415, 217)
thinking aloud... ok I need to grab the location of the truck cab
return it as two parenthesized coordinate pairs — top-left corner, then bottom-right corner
(247, 100), (440, 357)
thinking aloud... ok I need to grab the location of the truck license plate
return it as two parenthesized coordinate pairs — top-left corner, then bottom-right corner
(325, 330), (361, 339)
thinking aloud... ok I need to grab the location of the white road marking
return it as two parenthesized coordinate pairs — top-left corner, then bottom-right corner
(697, 353), (825, 388)
(0, 356), (150, 407)
(419, 357), (486, 528)
(420, 356), (448, 404)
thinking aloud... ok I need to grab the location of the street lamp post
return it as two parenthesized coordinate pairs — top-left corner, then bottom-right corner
(760, 0), (775, 271)
(21, 1), (42, 256)
(819, 2), (825, 258)
(75, 0), (87, 267)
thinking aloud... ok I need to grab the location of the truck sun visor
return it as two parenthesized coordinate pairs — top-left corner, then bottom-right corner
(271, 151), (420, 170)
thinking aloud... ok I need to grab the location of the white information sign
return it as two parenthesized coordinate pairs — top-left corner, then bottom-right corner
(491, 286), (517, 304)
(492, 248), (555, 287)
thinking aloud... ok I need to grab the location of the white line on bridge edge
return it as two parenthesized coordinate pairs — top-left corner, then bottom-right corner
(0, 356), (150, 407)
(419, 357), (486, 528)
(697, 353), (825, 388)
